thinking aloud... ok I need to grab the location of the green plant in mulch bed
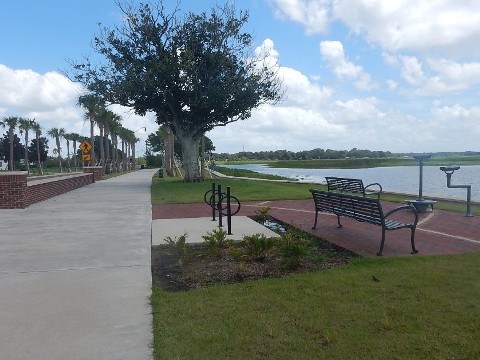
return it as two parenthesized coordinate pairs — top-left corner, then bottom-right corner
(202, 227), (228, 257)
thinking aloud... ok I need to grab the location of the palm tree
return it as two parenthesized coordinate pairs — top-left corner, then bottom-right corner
(31, 121), (43, 174)
(123, 129), (137, 170)
(63, 132), (74, 172)
(103, 111), (113, 173)
(18, 117), (35, 174)
(117, 126), (129, 171)
(69, 133), (82, 170)
(47, 127), (65, 172)
(95, 108), (110, 168)
(2, 116), (19, 170)
(77, 94), (104, 166)
(109, 115), (122, 172)
(100, 109), (120, 173)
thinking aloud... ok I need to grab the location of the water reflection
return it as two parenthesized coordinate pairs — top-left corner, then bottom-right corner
(221, 164), (480, 202)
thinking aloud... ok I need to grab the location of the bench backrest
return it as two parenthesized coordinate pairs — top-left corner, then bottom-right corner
(310, 189), (384, 226)
(325, 177), (365, 195)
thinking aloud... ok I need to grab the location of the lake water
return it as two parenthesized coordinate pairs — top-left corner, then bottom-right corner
(221, 164), (480, 202)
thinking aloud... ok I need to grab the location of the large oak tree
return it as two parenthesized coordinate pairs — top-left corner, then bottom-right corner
(71, 1), (282, 181)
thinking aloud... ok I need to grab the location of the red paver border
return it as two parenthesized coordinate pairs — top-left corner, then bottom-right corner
(152, 199), (480, 257)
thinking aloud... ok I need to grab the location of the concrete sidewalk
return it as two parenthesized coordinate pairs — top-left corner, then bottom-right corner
(0, 169), (155, 360)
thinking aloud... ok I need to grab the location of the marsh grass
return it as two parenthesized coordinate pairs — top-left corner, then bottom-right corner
(214, 165), (293, 180)
(270, 156), (480, 169)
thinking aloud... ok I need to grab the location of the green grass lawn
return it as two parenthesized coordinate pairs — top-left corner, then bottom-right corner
(151, 175), (318, 204)
(151, 175), (480, 359)
(152, 254), (480, 359)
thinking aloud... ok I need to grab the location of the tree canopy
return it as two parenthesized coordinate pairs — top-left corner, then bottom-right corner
(71, 1), (283, 181)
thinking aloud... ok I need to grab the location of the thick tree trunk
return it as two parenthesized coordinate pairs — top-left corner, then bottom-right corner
(164, 128), (174, 176)
(200, 136), (205, 179)
(178, 132), (201, 182)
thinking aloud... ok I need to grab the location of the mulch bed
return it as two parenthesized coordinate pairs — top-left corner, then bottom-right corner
(152, 219), (357, 292)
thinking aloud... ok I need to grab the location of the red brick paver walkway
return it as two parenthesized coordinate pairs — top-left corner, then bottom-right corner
(152, 199), (480, 257)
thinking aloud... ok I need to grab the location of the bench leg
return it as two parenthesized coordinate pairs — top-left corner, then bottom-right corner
(410, 227), (418, 254)
(336, 215), (343, 228)
(312, 210), (318, 229)
(377, 228), (386, 256)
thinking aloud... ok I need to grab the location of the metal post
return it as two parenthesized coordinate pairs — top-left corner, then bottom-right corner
(211, 182), (216, 221)
(226, 186), (232, 235)
(467, 186), (473, 217)
(440, 166), (473, 217)
(413, 154), (432, 201)
(217, 184), (223, 227)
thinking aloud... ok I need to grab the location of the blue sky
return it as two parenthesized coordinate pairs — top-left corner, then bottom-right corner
(1, 0), (480, 155)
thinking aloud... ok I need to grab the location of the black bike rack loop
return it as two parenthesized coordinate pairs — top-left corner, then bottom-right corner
(203, 183), (241, 235)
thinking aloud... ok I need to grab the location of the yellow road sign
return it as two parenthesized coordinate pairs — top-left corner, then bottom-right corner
(82, 154), (92, 161)
(80, 140), (93, 154)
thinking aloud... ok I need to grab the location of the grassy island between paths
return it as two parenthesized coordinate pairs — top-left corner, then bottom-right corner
(151, 175), (480, 360)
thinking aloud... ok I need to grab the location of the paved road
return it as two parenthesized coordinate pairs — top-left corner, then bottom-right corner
(0, 169), (155, 360)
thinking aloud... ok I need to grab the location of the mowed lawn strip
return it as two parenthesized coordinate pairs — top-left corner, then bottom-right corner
(151, 176), (480, 359)
(152, 254), (480, 360)
(151, 175), (479, 215)
(151, 176), (318, 204)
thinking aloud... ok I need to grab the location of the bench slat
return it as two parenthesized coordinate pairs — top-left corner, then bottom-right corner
(325, 176), (382, 199)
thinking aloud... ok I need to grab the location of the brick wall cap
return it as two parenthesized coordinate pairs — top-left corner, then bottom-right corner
(0, 171), (28, 176)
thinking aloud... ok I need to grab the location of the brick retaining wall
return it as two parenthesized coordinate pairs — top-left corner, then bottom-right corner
(27, 173), (94, 206)
(83, 166), (104, 182)
(0, 171), (94, 209)
(0, 172), (28, 209)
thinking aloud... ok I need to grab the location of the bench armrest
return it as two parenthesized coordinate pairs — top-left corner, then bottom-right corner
(384, 205), (418, 226)
(364, 182), (383, 194)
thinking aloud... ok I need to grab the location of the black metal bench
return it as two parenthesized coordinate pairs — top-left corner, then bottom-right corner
(309, 189), (418, 256)
(325, 176), (383, 199)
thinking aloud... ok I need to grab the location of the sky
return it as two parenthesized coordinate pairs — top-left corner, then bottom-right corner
(1, 0), (480, 156)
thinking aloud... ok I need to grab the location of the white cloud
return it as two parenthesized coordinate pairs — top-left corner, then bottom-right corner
(279, 67), (332, 109)
(334, 0), (480, 54)
(0, 64), (156, 156)
(270, 0), (331, 34)
(271, 0), (480, 56)
(386, 80), (398, 91)
(0, 64), (82, 113)
(254, 38), (279, 61)
(399, 55), (426, 86)
(319, 40), (374, 90)
(210, 104), (345, 152)
(427, 58), (480, 89)
(210, 38), (479, 153)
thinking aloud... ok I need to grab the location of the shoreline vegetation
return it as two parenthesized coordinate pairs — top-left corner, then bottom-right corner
(210, 165), (479, 214)
(218, 155), (480, 169)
